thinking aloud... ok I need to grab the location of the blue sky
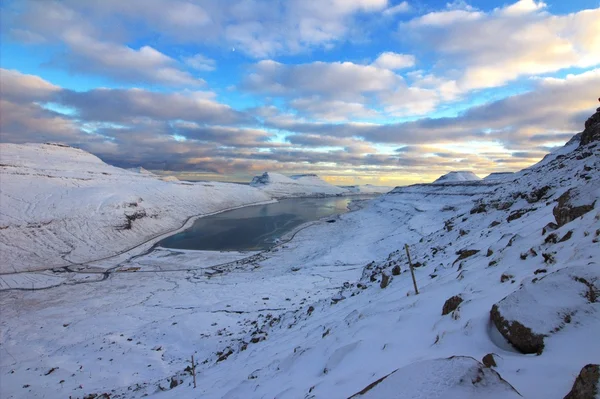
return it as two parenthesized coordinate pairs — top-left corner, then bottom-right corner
(0, 0), (599, 185)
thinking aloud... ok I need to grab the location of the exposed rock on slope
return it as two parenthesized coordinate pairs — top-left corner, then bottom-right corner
(553, 188), (597, 227)
(564, 364), (600, 399)
(490, 267), (599, 354)
(580, 106), (600, 146)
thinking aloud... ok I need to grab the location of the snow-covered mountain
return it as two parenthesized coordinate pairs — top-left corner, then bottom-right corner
(433, 170), (482, 183)
(250, 171), (348, 197)
(0, 108), (598, 399)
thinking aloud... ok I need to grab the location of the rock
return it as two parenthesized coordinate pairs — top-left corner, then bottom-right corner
(580, 105), (600, 146)
(391, 265), (401, 276)
(380, 273), (391, 289)
(482, 353), (497, 368)
(564, 364), (599, 399)
(542, 222), (558, 235)
(553, 188), (596, 227)
(442, 295), (463, 315)
(454, 249), (479, 264)
(490, 304), (545, 354)
(490, 267), (599, 354)
(169, 377), (179, 389)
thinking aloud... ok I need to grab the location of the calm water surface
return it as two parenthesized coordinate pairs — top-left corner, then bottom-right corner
(159, 196), (375, 251)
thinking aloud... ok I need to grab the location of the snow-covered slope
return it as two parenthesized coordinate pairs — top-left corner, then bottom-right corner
(1, 109), (599, 399)
(0, 143), (272, 273)
(250, 172), (348, 198)
(484, 172), (514, 180)
(434, 171), (482, 183)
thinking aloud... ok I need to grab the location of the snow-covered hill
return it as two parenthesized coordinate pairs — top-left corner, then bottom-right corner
(0, 108), (599, 399)
(250, 171), (348, 198)
(0, 143), (273, 273)
(433, 170), (482, 183)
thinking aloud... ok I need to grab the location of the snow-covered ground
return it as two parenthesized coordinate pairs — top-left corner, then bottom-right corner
(0, 112), (599, 399)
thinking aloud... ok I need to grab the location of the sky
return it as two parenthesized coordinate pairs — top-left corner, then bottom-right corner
(0, 0), (599, 186)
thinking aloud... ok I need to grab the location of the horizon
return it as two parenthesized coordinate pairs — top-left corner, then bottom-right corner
(1, 0), (599, 186)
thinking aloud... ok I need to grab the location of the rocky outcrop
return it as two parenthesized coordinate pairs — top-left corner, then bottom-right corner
(442, 295), (463, 315)
(580, 106), (600, 146)
(553, 188), (596, 227)
(564, 364), (599, 399)
(490, 267), (599, 354)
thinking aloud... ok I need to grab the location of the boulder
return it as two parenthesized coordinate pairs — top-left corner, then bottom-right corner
(553, 188), (596, 227)
(580, 106), (600, 146)
(564, 364), (599, 399)
(442, 295), (463, 315)
(490, 267), (599, 354)
(482, 353), (497, 368)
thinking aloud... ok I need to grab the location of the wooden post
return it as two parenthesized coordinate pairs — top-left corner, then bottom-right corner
(405, 244), (419, 295)
(191, 355), (197, 389)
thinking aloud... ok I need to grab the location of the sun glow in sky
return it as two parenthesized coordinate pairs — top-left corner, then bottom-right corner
(0, 0), (599, 186)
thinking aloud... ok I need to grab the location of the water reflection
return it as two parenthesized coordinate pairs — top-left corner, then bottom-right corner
(159, 196), (374, 251)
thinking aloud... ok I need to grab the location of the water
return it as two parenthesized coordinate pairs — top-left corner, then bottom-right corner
(158, 196), (375, 251)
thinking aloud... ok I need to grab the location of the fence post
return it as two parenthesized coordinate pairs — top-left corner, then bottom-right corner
(405, 244), (419, 295)
(191, 355), (197, 389)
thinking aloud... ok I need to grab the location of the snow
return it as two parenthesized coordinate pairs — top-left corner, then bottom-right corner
(1, 134), (599, 399)
(351, 356), (521, 398)
(484, 172), (514, 180)
(433, 171), (482, 183)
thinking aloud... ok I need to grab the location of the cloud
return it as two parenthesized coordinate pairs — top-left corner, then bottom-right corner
(0, 69), (60, 103)
(402, 1), (600, 91)
(242, 60), (402, 100)
(289, 97), (381, 121)
(264, 69), (600, 147)
(383, 1), (411, 16)
(372, 52), (416, 70)
(58, 31), (203, 86)
(8, 0), (390, 58)
(185, 54), (217, 71)
(56, 88), (250, 125)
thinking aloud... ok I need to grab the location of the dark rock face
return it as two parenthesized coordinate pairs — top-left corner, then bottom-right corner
(553, 189), (596, 227)
(442, 295), (463, 315)
(564, 364), (599, 399)
(490, 304), (546, 354)
(482, 353), (497, 368)
(580, 106), (600, 146)
(380, 273), (391, 289)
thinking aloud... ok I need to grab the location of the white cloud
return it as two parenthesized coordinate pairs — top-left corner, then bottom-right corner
(402, 2), (600, 91)
(60, 31), (203, 86)
(383, 1), (411, 16)
(184, 54), (217, 71)
(372, 52), (416, 70)
(242, 60), (403, 101)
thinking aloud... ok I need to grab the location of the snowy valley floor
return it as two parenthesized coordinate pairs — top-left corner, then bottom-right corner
(1, 136), (599, 398)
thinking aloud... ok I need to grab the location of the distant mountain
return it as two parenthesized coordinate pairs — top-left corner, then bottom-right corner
(433, 171), (481, 183)
(250, 172), (348, 198)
